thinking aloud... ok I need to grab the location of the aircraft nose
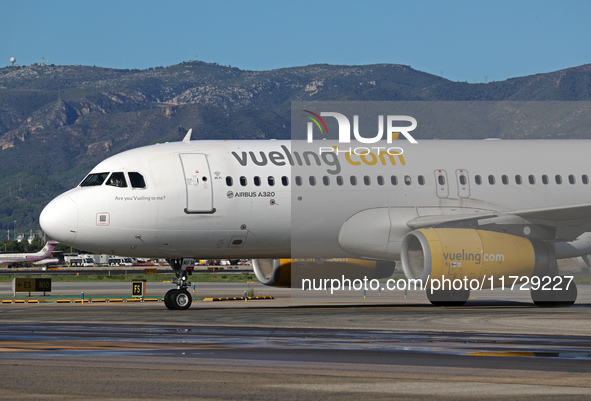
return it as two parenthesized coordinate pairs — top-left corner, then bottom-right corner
(39, 195), (79, 245)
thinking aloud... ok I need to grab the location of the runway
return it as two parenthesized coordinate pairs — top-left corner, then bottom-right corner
(1, 283), (591, 399)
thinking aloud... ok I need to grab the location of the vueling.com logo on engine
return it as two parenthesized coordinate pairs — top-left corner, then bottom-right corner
(304, 111), (418, 144)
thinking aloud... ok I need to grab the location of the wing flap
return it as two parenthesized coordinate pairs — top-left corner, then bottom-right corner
(509, 203), (591, 221)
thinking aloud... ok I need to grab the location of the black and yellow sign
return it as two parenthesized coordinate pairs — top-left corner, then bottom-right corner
(35, 278), (52, 292)
(145, 268), (158, 275)
(12, 278), (52, 293)
(132, 280), (146, 297)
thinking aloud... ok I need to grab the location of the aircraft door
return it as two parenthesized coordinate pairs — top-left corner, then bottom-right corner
(179, 154), (215, 213)
(455, 169), (470, 198)
(434, 169), (449, 198)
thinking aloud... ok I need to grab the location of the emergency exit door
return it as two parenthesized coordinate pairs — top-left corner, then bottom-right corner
(434, 169), (449, 198)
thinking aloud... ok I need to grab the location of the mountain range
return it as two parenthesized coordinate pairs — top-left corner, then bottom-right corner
(2, 60), (591, 232)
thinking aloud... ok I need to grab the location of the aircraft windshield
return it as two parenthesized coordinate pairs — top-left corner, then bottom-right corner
(106, 172), (128, 188)
(79, 171), (146, 188)
(80, 172), (109, 187)
(128, 172), (146, 188)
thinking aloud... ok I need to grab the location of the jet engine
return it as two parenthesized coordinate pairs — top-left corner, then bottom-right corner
(399, 228), (570, 306)
(253, 258), (396, 288)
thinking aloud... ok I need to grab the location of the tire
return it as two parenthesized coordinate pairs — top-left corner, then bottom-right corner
(163, 289), (176, 310)
(427, 288), (470, 306)
(531, 276), (577, 307)
(170, 289), (192, 310)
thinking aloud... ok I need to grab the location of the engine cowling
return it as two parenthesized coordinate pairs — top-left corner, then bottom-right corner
(253, 258), (396, 288)
(401, 228), (555, 288)
(252, 259), (292, 288)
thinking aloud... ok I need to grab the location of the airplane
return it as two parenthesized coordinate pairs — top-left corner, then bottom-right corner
(39, 130), (591, 309)
(0, 240), (59, 268)
(33, 258), (60, 268)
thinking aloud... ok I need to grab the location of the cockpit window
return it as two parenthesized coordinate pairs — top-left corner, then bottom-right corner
(106, 172), (128, 188)
(128, 172), (146, 188)
(80, 172), (109, 187)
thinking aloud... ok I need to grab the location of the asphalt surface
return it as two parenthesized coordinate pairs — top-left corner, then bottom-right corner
(0, 282), (590, 400)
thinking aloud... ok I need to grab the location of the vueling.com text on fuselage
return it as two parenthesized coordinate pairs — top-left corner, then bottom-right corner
(231, 145), (406, 175)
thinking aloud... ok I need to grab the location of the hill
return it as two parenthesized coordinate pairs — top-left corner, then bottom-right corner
(2, 61), (591, 232)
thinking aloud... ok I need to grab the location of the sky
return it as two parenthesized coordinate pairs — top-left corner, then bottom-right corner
(2, 0), (591, 83)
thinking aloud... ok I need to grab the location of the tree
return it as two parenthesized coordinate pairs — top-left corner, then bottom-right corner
(0, 240), (27, 253)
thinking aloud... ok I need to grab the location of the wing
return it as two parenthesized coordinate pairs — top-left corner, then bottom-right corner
(407, 203), (591, 241)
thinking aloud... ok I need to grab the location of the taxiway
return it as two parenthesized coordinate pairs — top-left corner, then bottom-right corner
(0, 282), (590, 400)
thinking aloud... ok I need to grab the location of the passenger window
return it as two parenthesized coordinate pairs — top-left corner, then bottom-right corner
(309, 176), (316, 186)
(475, 175), (482, 185)
(363, 176), (371, 185)
(583, 175), (589, 185)
(404, 175), (412, 185)
(295, 176), (303, 186)
(528, 175), (535, 185)
(323, 176), (330, 186)
(569, 174), (576, 184)
(350, 176), (357, 186)
(106, 172), (127, 188)
(488, 175), (495, 185)
(459, 175), (466, 185)
(336, 176), (344, 186)
(254, 176), (261, 186)
(391, 175), (398, 185)
(501, 175), (508, 185)
(439, 175), (446, 185)
(555, 175), (562, 184)
(268, 176), (275, 186)
(542, 175), (549, 185)
(515, 175), (522, 185)
(418, 175), (425, 185)
(377, 176), (384, 186)
(281, 176), (289, 186)
(225, 176), (233, 187)
(240, 176), (247, 186)
(128, 172), (146, 188)
(80, 172), (109, 187)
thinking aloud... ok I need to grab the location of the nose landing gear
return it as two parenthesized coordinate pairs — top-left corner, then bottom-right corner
(164, 258), (194, 310)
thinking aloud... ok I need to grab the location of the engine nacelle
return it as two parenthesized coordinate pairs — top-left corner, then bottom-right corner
(253, 258), (395, 288)
(401, 228), (555, 287)
(252, 259), (292, 288)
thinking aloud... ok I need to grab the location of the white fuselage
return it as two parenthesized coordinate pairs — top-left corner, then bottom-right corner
(39, 140), (591, 260)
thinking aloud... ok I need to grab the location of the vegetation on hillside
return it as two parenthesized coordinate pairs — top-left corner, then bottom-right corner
(2, 61), (591, 232)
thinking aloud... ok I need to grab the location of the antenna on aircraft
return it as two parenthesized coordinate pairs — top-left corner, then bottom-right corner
(182, 129), (193, 143)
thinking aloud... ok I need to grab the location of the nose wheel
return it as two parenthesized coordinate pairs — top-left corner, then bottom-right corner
(165, 258), (195, 310)
(164, 288), (192, 310)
